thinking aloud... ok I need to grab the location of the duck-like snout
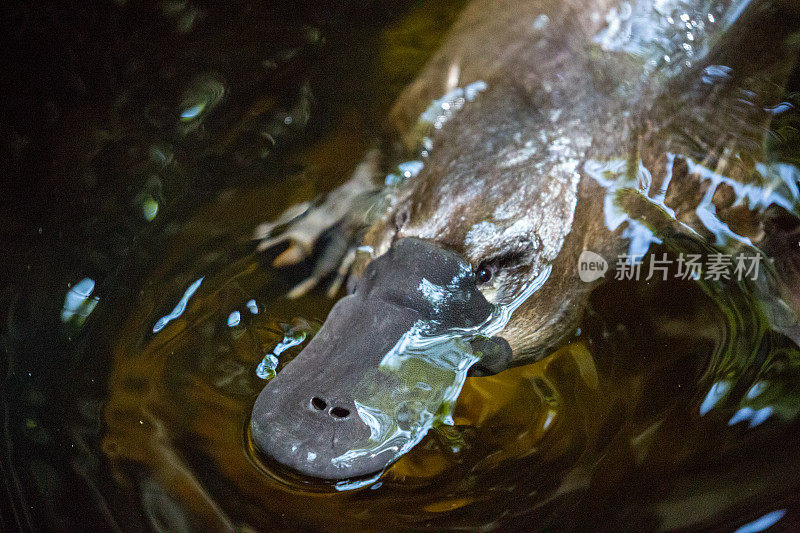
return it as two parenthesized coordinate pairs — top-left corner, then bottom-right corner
(250, 238), (508, 480)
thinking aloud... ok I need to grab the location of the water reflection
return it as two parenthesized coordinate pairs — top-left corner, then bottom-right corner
(178, 75), (226, 128)
(96, 236), (800, 530)
(734, 509), (787, 533)
(61, 277), (99, 325)
(255, 326), (308, 380)
(6, 0), (800, 530)
(152, 277), (204, 333)
(700, 380), (731, 415)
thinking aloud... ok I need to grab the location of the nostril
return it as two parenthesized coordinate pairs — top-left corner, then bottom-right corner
(330, 406), (350, 419)
(311, 397), (327, 411)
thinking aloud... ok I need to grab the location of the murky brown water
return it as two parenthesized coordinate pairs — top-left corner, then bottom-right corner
(3, 1), (800, 531)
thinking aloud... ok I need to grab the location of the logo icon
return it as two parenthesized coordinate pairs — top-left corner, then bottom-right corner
(578, 250), (608, 282)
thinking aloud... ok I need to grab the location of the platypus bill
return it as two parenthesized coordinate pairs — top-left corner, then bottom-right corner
(251, 0), (800, 481)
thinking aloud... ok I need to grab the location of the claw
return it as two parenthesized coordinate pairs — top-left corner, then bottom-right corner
(326, 247), (357, 298)
(272, 242), (309, 268)
(286, 276), (321, 299)
(255, 235), (284, 254)
(253, 201), (311, 241)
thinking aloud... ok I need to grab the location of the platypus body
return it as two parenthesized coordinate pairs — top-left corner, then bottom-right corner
(252, 0), (800, 480)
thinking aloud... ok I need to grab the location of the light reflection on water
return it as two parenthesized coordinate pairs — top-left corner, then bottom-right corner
(151, 276), (204, 333)
(97, 216), (800, 530)
(4, 0), (800, 530)
(61, 277), (99, 325)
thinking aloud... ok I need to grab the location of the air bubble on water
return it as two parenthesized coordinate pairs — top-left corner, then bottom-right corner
(464, 80), (487, 101)
(255, 330), (308, 380)
(419, 81), (487, 132)
(398, 160), (424, 179)
(749, 406), (773, 427)
(180, 103), (205, 121)
(179, 75), (225, 125)
(746, 381), (768, 399)
(542, 409), (557, 430)
(384, 173), (402, 187)
(700, 380), (731, 416)
(733, 510), (787, 533)
(273, 331), (306, 357)
(728, 407), (755, 425)
(256, 354), (279, 380)
(532, 14), (550, 30)
(61, 277), (99, 325)
(333, 472), (382, 492)
(142, 195), (159, 221)
(728, 405), (774, 427)
(701, 64), (732, 84)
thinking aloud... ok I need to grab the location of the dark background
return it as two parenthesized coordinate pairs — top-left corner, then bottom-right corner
(0, 1), (444, 528)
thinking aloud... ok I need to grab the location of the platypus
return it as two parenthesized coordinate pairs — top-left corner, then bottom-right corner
(252, 0), (800, 480)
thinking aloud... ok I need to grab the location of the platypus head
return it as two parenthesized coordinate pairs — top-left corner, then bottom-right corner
(251, 83), (605, 480)
(251, 237), (514, 479)
(365, 80), (614, 360)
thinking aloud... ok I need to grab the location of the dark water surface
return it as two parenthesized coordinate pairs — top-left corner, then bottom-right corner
(3, 1), (800, 531)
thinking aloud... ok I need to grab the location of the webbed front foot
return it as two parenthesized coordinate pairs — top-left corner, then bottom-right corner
(255, 149), (381, 298)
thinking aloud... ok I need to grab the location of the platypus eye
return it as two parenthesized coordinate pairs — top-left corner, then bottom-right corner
(475, 248), (530, 286)
(476, 265), (496, 284)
